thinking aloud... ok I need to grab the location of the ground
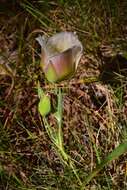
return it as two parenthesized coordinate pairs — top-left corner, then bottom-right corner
(0, 1), (127, 190)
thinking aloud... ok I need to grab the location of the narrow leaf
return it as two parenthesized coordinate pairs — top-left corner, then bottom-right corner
(81, 141), (127, 189)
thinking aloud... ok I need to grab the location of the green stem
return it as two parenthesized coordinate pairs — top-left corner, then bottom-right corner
(57, 88), (63, 149)
(57, 88), (82, 185)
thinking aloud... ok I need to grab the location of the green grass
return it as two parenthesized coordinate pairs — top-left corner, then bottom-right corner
(0, 0), (127, 189)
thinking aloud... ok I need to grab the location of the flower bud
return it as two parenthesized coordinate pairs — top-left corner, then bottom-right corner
(36, 32), (83, 83)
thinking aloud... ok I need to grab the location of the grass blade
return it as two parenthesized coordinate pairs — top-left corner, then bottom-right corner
(81, 141), (127, 189)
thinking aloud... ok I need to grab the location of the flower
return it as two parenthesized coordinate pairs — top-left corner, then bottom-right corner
(36, 32), (83, 83)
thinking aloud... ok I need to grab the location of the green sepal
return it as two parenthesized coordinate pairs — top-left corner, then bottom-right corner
(38, 94), (51, 117)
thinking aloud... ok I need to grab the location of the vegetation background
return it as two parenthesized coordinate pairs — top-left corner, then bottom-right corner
(0, 0), (127, 189)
